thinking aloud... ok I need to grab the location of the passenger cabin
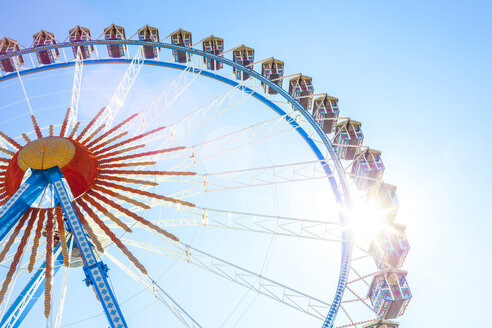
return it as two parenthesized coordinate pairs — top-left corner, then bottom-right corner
(368, 270), (411, 319)
(289, 75), (314, 110)
(104, 24), (126, 58)
(0, 37), (24, 73)
(334, 119), (364, 160)
(351, 148), (385, 190)
(170, 28), (192, 63)
(312, 94), (339, 133)
(68, 25), (94, 59)
(261, 58), (284, 94)
(363, 319), (399, 328)
(202, 35), (224, 70)
(232, 45), (254, 80)
(370, 223), (410, 269)
(32, 30), (60, 65)
(138, 25), (160, 59)
(365, 183), (399, 220)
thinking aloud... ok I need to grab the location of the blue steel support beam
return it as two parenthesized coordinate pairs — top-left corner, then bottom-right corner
(0, 243), (65, 328)
(43, 167), (127, 328)
(0, 172), (49, 241)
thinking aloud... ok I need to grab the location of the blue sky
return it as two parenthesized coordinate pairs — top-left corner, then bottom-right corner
(0, 0), (491, 327)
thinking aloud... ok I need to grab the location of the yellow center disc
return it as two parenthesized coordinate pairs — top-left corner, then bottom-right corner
(18, 137), (75, 170)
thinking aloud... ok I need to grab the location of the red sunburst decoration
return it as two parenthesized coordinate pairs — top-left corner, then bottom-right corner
(0, 107), (196, 316)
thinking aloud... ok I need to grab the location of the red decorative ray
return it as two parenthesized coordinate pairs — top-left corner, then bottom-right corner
(0, 210), (31, 263)
(95, 144), (146, 160)
(87, 189), (179, 242)
(89, 131), (128, 152)
(72, 202), (104, 253)
(55, 206), (69, 267)
(82, 194), (132, 232)
(98, 161), (157, 169)
(68, 122), (81, 139)
(30, 115), (42, 139)
(0, 208), (37, 303)
(0, 131), (22, 150)
(28, 209), (45, 272)
(95, 180), (195, 208)
(76, 107), (106, 141)
(91, 185), (151, 210)
(59, 108), (71, 137)
(97, 147), (185, 165)
(45, 209), (54, 317)
(94, 126), (166, 156)
(98, 174), (158, 187)
(86, 113), (139, 149)
(76, 198), (147, 274)
(98, 169), (196, 176)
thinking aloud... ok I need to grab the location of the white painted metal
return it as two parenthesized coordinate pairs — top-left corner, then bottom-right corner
(100, 46), (145, 133)
(68, 48), (84, 135)
(104, 251), (201, 328)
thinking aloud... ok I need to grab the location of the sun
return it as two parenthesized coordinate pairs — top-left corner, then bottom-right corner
(0, 107), (196, 316)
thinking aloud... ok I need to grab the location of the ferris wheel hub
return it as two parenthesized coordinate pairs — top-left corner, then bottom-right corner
(18, 137), (75, 170)
(5, 137), (98, 198)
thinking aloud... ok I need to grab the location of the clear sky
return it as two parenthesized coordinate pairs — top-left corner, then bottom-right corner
(0, 0), (491, 327)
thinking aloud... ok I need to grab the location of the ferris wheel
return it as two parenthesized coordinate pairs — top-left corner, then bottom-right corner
(0, 24), (412, 328)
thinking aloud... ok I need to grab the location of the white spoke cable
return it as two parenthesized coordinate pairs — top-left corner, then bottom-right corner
(103, 250), (201, 328)
(53, 236), (74, 328)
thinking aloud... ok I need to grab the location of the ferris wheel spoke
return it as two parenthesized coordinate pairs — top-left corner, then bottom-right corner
(137, 59), (204, 134)
(339, 304), (356, 327)
(181, 243), (332, 320)
(166, 114), (298, 172)
(123, 236), (332, 320)
(86, 46), (145, 136)
(52, 236), (74, 328)
(159, 160), (335, 200)
(143, 206), (341, 242)
(103, 250), (201, 328)
(67, 47), (84, 136)
(0, 246), (63, 328)
(161, 79), (254, 147)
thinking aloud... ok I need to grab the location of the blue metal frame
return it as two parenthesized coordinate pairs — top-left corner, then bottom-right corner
(0, 40), (353, 328)
(0, 168), (127, 328)
(0, 243), (65, 328)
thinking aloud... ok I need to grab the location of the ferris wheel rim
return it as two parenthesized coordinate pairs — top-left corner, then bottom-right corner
(0, 39), (354, 328)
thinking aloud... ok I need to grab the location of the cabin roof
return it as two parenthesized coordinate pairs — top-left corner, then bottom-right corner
(203, 35), (223, 42)
(171, 28), (191, 36)
(104, 24), (125, 32)
(232, 44), (254, 52)
(314, 93), (338, 102)
(69, 25), (91, 34)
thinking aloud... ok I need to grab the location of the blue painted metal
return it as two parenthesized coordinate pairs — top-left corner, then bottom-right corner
(0, 172), (50, 241)
(43, 167), (127, 328)
(0, 242), (65, 328)
(0, 40), (353, 327)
